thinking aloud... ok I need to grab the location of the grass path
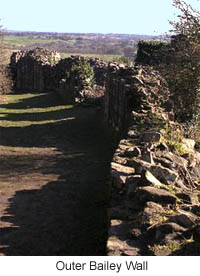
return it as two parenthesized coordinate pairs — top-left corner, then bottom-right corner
(0, 92), (116, 255)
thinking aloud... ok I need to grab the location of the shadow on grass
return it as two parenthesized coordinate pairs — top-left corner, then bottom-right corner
(0, 92), (118, 255)
(0, 93), (62, 110)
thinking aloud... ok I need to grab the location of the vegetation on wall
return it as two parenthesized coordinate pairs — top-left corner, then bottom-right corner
(164, 0), (200, 122)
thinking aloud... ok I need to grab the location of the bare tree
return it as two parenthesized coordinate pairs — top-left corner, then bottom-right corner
(165, 0), (200, 121)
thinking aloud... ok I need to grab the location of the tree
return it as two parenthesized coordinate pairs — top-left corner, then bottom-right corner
(165, 0), (200, 121)
(0, 23), (13, 94)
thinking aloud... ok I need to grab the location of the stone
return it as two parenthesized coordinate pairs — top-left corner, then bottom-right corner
(113, 155), (128, 165)
(169, 213), (196, 228)
(176, 192), (192, 204)
(127, 130), (137, 138)
(119, 144), (131, 151)
(146, 201), (165, 212)
(156, 142), (168, 151)
(142, 201), (165, 226)
(137, 186), (177, 204)
(111, 171), (127, 189)
(147, 222), (186, 244)
(181, 138), (195, 151)
(141, 150), (154, 164)
(153, 157), (174, 170)
(140, 131), (162, 143)
(109, 219), (130, 239)
(111, 162), (135, 189)
(127, 158), (151, 174)
(190, 205), (200, 216)
(155, 222), (186, 234)
(162, 151), (188, 168)
(150, 165), (179, 184)
(129, 228), (142, 238)
(126, 175), (141, 197)
(111, 162), (135, 175)
(141, 170), (162, 187)
(124, 146), (141, 158)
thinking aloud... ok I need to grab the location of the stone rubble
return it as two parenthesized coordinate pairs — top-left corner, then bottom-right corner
(106, 64), (200, 256)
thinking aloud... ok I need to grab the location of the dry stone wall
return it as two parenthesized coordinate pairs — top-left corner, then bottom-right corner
(105, 65), (200, 256)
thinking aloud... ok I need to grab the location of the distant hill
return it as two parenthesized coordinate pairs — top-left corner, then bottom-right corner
(5, 31), (167, 57)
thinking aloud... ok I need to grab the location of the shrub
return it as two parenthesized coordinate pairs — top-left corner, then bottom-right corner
(135, 40), (168, 65)
(162, 0), (200, 121)
(0, 23), (13, 94)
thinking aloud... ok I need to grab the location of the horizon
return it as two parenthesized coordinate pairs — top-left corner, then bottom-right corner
(5, 29), (161, 36)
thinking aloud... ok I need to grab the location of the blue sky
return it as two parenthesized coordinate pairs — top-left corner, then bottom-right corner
(1, 0), (199, 35)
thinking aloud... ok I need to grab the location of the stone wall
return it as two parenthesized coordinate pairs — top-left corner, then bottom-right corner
(105, 65), (200, 256)
(10, 48), (61, 92)
(10, 49), (108, 102)
(104, 63), (171, 134)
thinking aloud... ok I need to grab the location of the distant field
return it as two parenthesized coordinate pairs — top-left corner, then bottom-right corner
(4, 35), (59, 47)
(4, 35), (124, 63)
(3, 32), (147, 63)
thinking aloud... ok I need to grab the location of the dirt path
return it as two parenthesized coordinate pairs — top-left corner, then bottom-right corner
(0, 92), (116, 256)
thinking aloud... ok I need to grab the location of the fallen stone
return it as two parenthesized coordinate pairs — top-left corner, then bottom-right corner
(137, 186), (177, 204)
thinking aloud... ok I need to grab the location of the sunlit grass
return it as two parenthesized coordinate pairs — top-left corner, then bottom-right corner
(0, 93), (75, 127)
(4, 35), (59, 47)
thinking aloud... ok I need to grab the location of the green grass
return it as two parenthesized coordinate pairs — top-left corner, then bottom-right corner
(4, 35), (122, 63)
(4, 35), (59, 47)
(0, 93), (74, 127)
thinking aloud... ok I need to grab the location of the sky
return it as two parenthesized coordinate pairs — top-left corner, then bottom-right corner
(1, 0), (200, 35)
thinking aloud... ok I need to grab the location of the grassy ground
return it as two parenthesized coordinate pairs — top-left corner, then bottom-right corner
(0, 92), (117, 255)
(4, 35), (59, 47)
(4, 35), (123, 63)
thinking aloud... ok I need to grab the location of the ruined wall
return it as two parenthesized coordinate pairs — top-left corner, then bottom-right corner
(10, 48), (61, 92)
(105, 65), (200, 256)
(10, 49), (108, 103)
(104, 63), (170, 133)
